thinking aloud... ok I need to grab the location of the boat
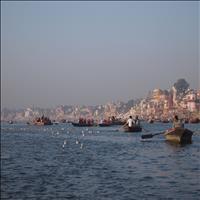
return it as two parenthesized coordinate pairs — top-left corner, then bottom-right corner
(108, 116), (126, 126)
(161, 119), (170, 123)
(111, 120), (126, 125)
(98, 123), (111, 127)
(189, 118), (200, 124)
(71, 122), (95, 127)
(98, 121), (125, 127)
(164, 127), (193, 144)
(148, 119), (154, 124)
(123, 125), (142, 132)
(72, 118), (96, 127)
(32, 116), (53, 125)
(98, 119), (111, 127)
(33, 121), (52, 125)
(33, 120), (53, 125)
(60, 119), (66, 123)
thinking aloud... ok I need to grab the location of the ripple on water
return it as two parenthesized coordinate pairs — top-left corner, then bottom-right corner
(1, 123), (200, 199)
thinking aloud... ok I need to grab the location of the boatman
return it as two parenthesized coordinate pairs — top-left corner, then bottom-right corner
(172, 115), (184, 128)
(127, 116), (134, 128)
(134, 115), (140, 126)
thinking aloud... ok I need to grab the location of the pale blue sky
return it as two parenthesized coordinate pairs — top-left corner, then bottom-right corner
(1, 1), (199, 109)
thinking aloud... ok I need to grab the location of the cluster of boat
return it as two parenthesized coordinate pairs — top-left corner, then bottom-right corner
(72, 117), (126, 127)
(26, 115), (197, 145)
(147, 117), (200, 124)
(72, 117), (125, 127)
(71, 118), (194, 144)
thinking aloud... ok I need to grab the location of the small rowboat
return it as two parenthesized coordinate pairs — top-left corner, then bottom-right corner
(164, 128), (193, 144)
(148, 119), (154, 124)
(71, 122), (95, 127)
(189, 118), (200, 124)
(123, 125), (142, 132)
(32, 116), (53, 126)
(111, 120), (126, 125)
(33, 121), (53, 126)
(98, 123), (111, 127)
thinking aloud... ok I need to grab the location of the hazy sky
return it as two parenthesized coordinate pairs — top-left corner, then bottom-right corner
(1, 1), (199, 109)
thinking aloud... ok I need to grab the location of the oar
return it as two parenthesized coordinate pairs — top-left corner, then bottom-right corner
(142, 127), (150, 132)
(141, 131), (165, 139)
(118, 124), (127, 131)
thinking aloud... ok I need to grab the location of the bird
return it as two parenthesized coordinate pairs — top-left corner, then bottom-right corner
(62, 140), (67, 148)
(76, 139), (79, 144)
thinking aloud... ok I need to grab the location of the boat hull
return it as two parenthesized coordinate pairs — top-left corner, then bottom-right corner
(33, 121), (53, 125)
(72, 122), (94, 127)
(32, 116), (53, 126)
(123, 125), (142, 132)
(111, 121), (126, 125)
(189, 118), (200, 124)
(164, 128), (193, 144)
(99, 123), (111, 127)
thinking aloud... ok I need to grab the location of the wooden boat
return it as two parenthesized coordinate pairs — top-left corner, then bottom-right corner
(98, 123), (111, 127)
(71, 122), (95, 127)
(108, 116), (126, 126)
(164, 127), (193, 144)
(148, 119), (154, 124)
(98, 119), (111, 127)
(162, 119), (170, 123)
(111, 120), (126, 125)
(33, 120), (53, 125)
(189, 118), (200, 124)
(60, 119), (66, 123)
(33, 121), (52, 126)
(123, 125), (142, 132)
(32, 116), (53, 126)
(98, 120), (125, 126)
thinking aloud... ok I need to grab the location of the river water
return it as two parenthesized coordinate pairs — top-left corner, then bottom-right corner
(1, 122), (200, 200)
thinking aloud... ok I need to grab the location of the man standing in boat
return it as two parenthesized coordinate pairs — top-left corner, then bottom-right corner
(134, 115), (140, 126)
(126, 116), (134, 130)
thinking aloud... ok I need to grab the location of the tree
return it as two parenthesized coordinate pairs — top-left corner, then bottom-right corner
(173, 78), (189, 94)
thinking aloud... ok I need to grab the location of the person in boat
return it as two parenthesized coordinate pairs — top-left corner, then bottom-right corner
(79, 118), (83, 124)
(83, 118), (86, 124)
(37, 117), (41, 122)
(111, 116), (115, 123)
(126, 116), (134, 129)
(134, 115), (140, 126)
(87, 119), (91, 125)
(172, 115), (184, 128)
